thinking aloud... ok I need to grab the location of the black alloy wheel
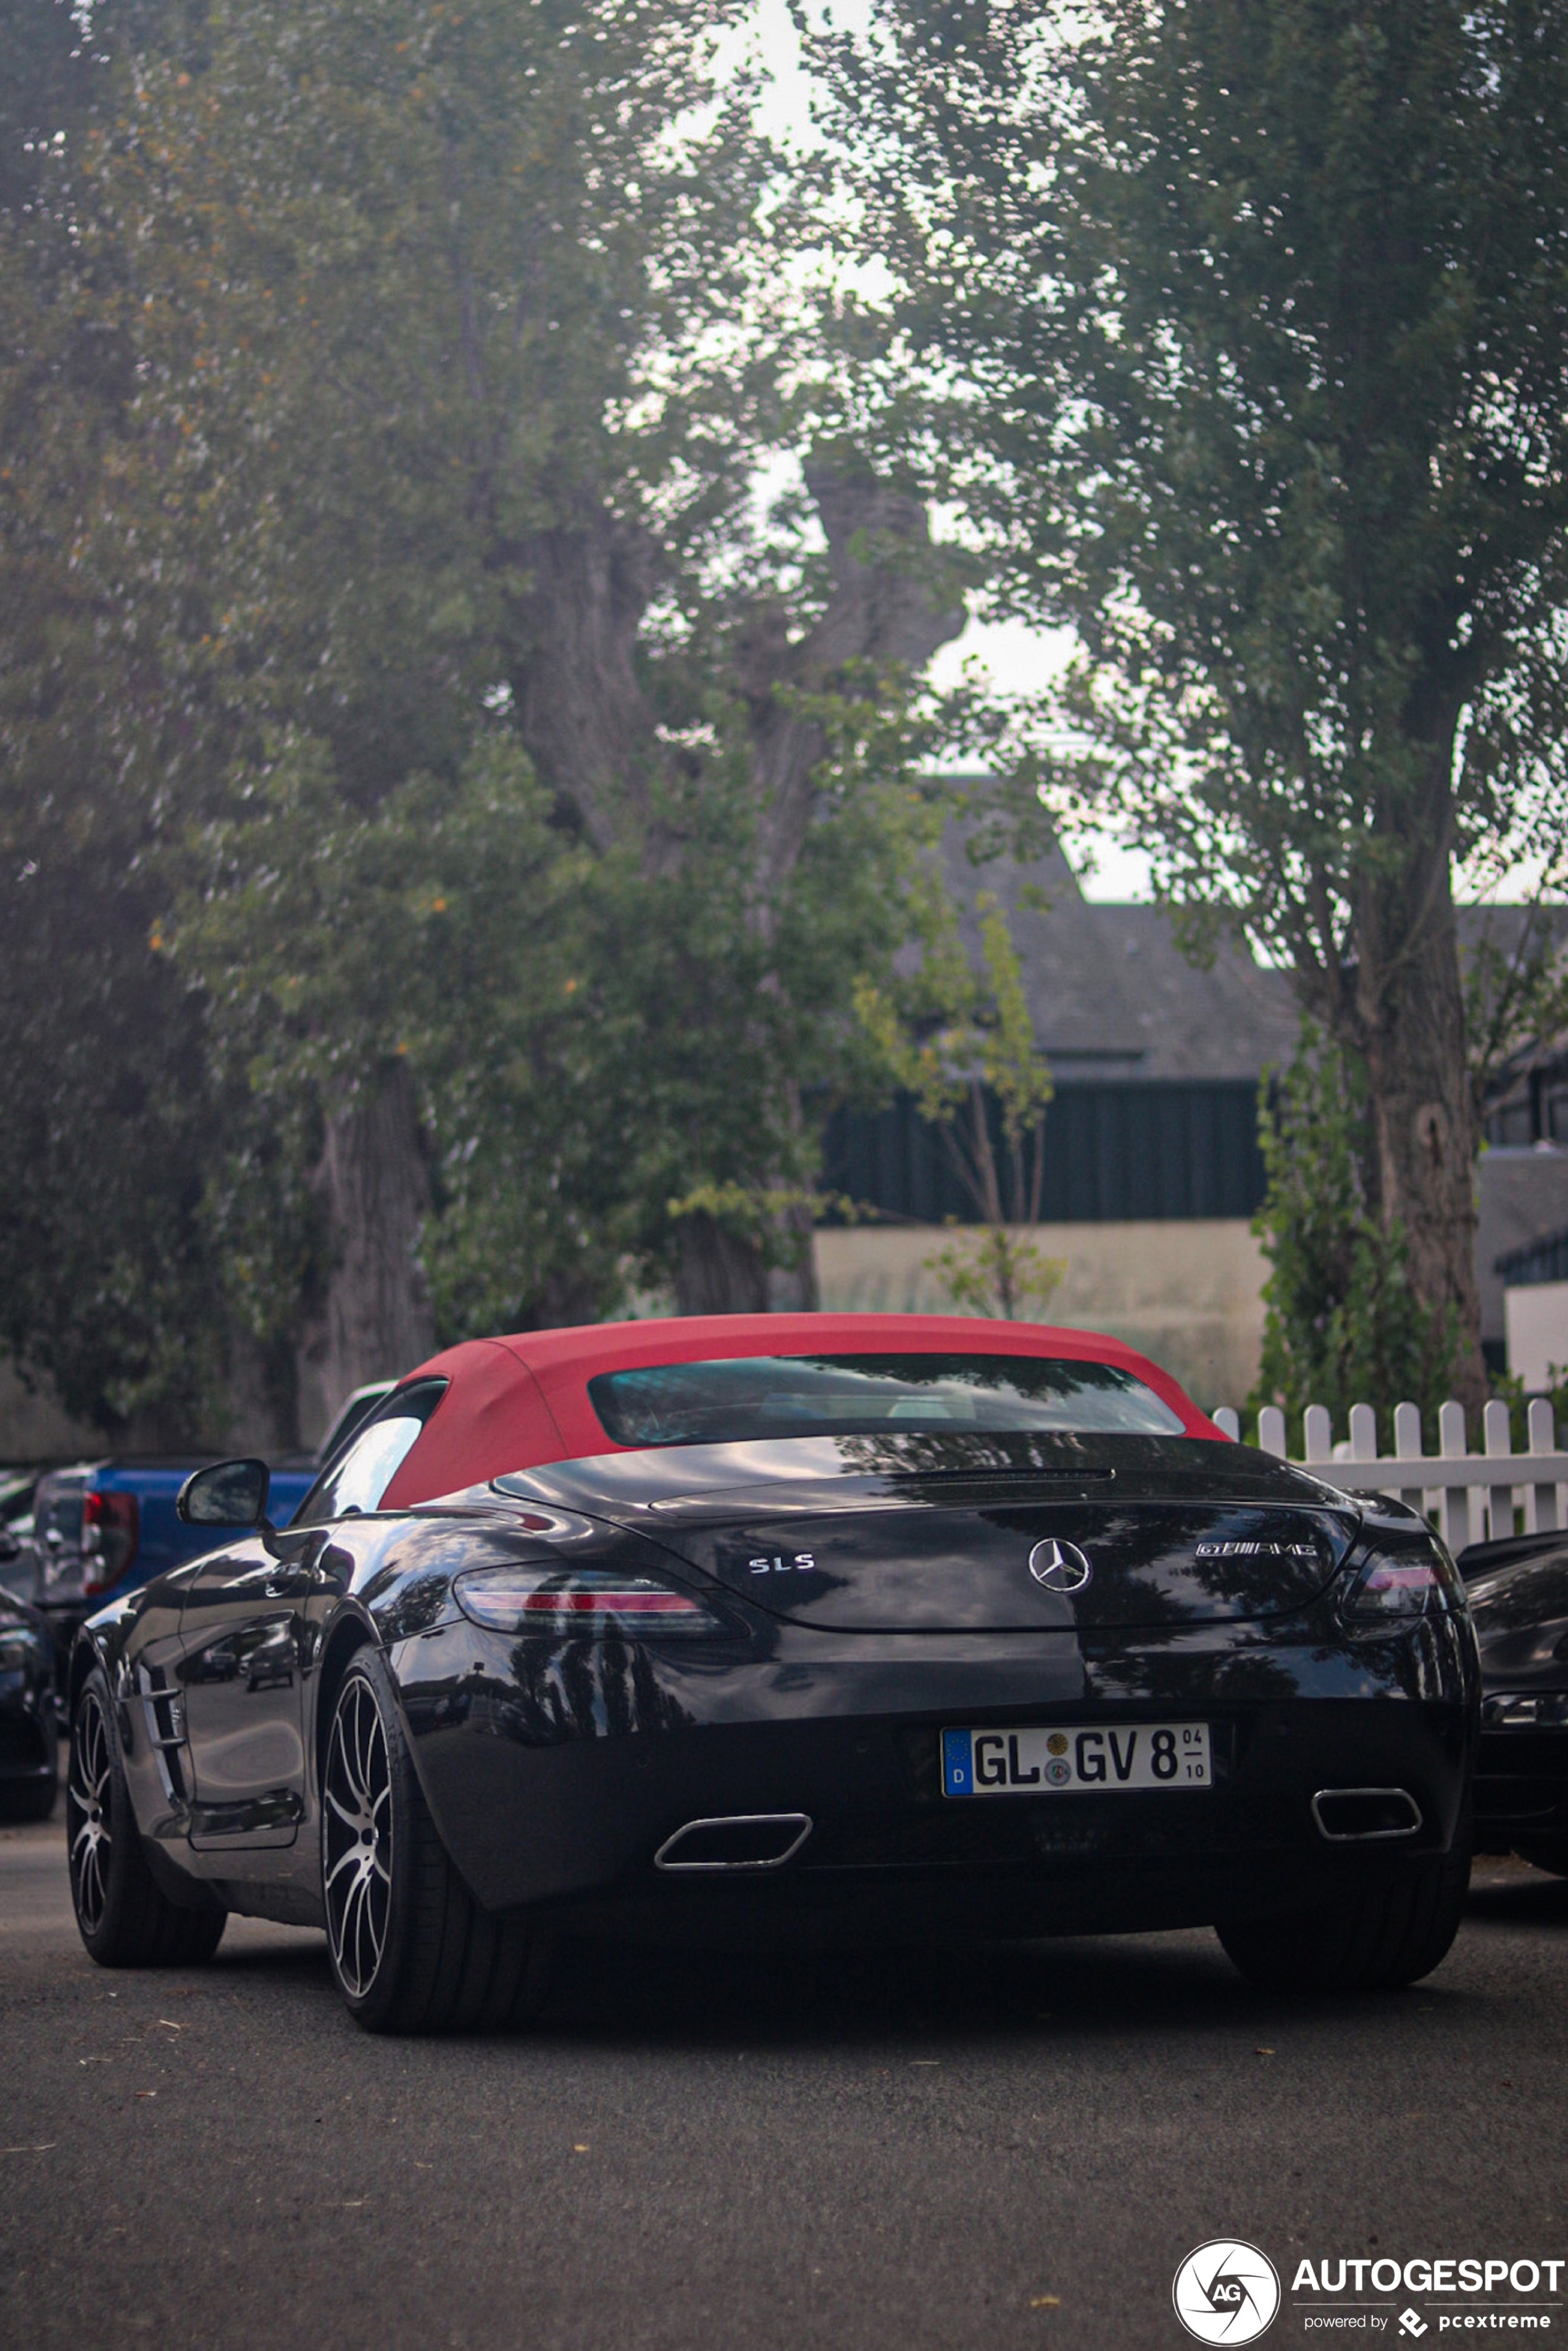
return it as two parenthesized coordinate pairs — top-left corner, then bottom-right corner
(322, 1650), (549, 2035)
(323, 1668), (393, 1998)
(68, 1684), (113, 1936)
(67, 1668), (226, 1967)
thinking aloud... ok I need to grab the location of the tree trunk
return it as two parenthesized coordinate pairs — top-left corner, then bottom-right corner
(294, 1060), (437, 1447)
(766, 1197), (821, 1313)
(505, 503), (665, 861)
(1346, 840), (1488, 1415)
(673, 1212), (770, 1316)
(221, 1323), (300, 1456)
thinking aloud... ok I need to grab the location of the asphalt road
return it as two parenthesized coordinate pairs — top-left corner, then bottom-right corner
(2, 1792), (1565, 2351)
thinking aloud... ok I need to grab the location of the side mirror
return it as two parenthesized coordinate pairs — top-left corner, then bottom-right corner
(177, 1458), (272, 1530)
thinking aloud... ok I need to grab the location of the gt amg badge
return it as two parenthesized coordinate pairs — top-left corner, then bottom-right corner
(1028, 1539), (1093, 1593)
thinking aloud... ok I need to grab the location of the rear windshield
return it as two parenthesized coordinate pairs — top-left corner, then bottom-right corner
(586, 1353), (1186, 1447)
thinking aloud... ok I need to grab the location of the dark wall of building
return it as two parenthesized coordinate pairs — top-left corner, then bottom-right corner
(1485, 1053), (1568, 1150)
(820, 1082), (1267, 1225)
(1496, 1224), (1568, 1288)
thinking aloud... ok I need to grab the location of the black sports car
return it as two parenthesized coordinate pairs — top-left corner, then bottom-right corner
(1458, 1526), (1568, 1876)
(66, 1314), (1478, 2029)
(1, 1586), (59, 1822)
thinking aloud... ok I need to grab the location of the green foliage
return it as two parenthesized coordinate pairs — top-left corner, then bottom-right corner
(0, 86), (249, 1434)
(175, 732), (628, 1338)
(818, 0), (1568, 1391)
(1489, 1367), (1568, 1449)
(856, 888), (1054, 1226)
(1250, 1027), (1461, 1432)
(0, 844), (230, 1432)
(922, 1227), (1065, 1322)
(0, 0), (979, 1426)
(824, 0), (1568, 945)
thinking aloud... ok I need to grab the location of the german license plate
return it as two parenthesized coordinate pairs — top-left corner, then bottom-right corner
(941, 1723), (1211, 1796)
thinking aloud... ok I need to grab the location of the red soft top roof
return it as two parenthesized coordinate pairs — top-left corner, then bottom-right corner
(380, 1313), (1222, 1511)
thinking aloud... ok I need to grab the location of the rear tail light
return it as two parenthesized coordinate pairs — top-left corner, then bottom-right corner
(81, 1492), (140, 1597)
(453, 1566), (725, 1638)
(1340, 1542), (1453, 1623)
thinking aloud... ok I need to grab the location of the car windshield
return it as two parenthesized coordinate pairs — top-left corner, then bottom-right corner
(586, 1353), (1186, 1447)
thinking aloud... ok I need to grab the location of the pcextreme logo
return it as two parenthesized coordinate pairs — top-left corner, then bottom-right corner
(1173, 2240), (1283, 2344)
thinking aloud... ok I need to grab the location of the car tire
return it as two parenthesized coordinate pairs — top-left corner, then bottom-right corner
(68, 1668), (227, 1967)
(1513, 1837), (1568, 1878)
(0, 1776), (58, 1824)
(322, 1650), (549, 2035)
(1216, 1831), (1472, 1994)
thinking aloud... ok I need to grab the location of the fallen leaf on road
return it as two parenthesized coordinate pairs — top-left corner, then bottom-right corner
(135, 2090), (157, 2100)
(1255, 2047), (1275, 2056)
(573, 2144), (590, 2153)
(156, 2019), (184, 2031)
(1030, 2295), (1061, 2308)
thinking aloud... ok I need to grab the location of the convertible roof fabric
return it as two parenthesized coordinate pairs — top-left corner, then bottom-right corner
(380, 1314), (1222, 1510)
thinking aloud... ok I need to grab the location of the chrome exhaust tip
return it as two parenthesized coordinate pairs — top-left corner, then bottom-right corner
(654, 1813), (813, 1873)
(1311, 1787), (1424, 1842)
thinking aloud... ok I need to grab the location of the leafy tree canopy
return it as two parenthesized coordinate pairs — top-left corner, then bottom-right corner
(817, 0), (1568, 1406)
(0, 0), (974, 1435)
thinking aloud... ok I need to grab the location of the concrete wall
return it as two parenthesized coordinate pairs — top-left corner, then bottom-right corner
(812, 1220), (1268, 1413)
(1505, 1281), (1568, 1391)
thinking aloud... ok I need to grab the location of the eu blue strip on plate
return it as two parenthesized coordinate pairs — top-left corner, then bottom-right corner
(943, 1728), (974, 1797)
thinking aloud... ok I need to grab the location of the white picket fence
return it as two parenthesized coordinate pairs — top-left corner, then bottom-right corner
(1210, 1397), (1568, 1552)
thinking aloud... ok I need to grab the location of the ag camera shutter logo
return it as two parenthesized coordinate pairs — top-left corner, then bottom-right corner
(1172, 2240), (1281, 2344)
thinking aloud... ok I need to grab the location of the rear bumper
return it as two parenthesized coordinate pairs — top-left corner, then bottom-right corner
(392, 1613), (1476, 1937)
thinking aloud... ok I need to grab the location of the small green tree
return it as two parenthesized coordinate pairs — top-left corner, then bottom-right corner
(857, 888), (1064, 1319)
(1250, 1025), (1460, 1437)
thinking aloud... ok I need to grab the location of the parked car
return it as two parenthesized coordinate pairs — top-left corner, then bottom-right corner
(64, 1314), (1477, 2030)
(0, 1587), (59, 1821)
(1458, 1526), (1568, 1876)
(27, 1384), (394, 1684)
(0, 1468), (46, 1605)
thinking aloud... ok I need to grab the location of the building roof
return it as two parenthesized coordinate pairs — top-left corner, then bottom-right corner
(940, 832), (1568, 1092)
(938, 832), (1299, 1081)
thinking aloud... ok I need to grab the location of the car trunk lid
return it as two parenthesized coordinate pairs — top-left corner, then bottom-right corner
(651, 1496), (1353, 1631)
(497, 1437), (1361, 1632)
